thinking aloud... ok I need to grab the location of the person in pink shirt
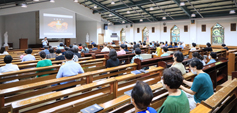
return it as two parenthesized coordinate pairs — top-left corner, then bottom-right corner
(117, 44), (126, 55)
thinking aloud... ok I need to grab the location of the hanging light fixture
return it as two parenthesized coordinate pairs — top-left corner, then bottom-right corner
(150, 7), (154, 10)
(111, 0), (115, 4)
(127, 11), (130, 14)
(21, 3), (27, 8)
(50, 0), (55, 3)
(180, 2), (185, 6)
(229, 10), (236, 14)
(140, 19), (143, 22)
(162, 17), (166, 20)
(94, 5), (97, 9)
(74, 0), (78, 2)
(191, 13), (196, 17)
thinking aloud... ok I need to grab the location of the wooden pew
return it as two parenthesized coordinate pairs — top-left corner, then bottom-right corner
(213, 49), (227, 59)
(140, 47), (149, 53)
(168, 47), (182, 52)
(181, 48), (190, 56)
(191, 78), (237, 113)
(188, 49), (203, 59)
(227, 49), (237, 58)
(9, 66), (164, 113)
(0, 63), (138, 113)
(148, 48), (156, 54)
(228, 52), (237, 75)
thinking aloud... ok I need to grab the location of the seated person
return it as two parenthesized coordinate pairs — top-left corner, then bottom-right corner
(203, 42), (213, 51)
(78, 43), (83, 50)
(155, 43), (161, 56)
(101, 43), (110, 52)
(68, 49), (78, 62)
(22, 48), (36, 62)
(131, 81), (157, 113)
(56, 51), (84, 85)
(165, 41), (168, 46)
(36, 52), (53, 78)
(131, 48), (143, 63)
(168, 42), (173, 48)
(0, 55), (19, 84)
(91, 44), (98, 50)
(161, 47), (170, 57)
(73, 48), (81, 58)
(190, 43), (197, 51)
(160, 42), (165, 48)
(207, 52), (216, 65)
(41, 46), (50, 55)
(142, 43), (147, 47)
(158, 67), (190, 113)
(69, 45), (73, 49)
(107, 49), (120, 75)
(180, 58), (214, 110)
(62, 47), (69, 55)
(81, 46), (89, 53)
(20, 50), (27, 60)
(0, 47), (9, 55)
(171, 51), (186, 75)
(46, 48), (57, 59)
(222, 44), (228, 50)
(55, 49), (65, 61)
(73, 42), (78, 48)
(179, 42), (184, 49)
(117, 44), (126, 55)
(111, 42), (116, 46)
(149, 43), (153, 47)
(124, 45), (129, 52)
(192, 52), (206, 66)
(173, 42), (178, 48)
(58, 43), (65, 49)
(91, 41), (95, 45)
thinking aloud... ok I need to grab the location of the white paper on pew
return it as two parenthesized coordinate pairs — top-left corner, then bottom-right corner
(118, 78), (154, 91)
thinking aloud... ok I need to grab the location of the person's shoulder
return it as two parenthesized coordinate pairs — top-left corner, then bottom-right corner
(147, 107), (157, 113)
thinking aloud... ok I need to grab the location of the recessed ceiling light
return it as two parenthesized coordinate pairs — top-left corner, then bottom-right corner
(21, 3), (27, 8)
(74, 0), (78, 2)
(109, 14), (112, 16)
(150, 7), (154, 10)
(122, 21), (125, 23)
(33, 0), (39, 1)
(94, 5), (97, 8)
(140, 19), (143, 22)
(127, 11), (130, 14)
(50, 0), (55, 2)
(162, 17), (166, 20)
(230, 10), (236, 14)
(180, 2), (185, 6)
(111, 1), (115, 4)
(108, 22), (111, 25)
(191, 13), (196, 17)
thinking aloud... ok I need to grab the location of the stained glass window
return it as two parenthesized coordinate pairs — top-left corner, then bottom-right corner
(121, 28), (126, 42)
(143, 27), (149, 42)
(212, 23), (224, 44)
(171, 25), (180, 42)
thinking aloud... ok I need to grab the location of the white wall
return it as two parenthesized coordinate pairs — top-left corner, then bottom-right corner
(76, 21), (97, 45)
(107, 16), (237, 46)
(4, 12), (36, 48)
(0, 16), (4, 45)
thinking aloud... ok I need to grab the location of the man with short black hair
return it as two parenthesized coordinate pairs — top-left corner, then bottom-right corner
(0, 55), (20, 84)
(207, 52), (217, 65)
(101, 43), (110, 52)
(161, 47), (169, 57)
(56, 51), (84, 85)
(22, 48), (36, 62)
(117, 44), (126, 55)
(203, 42), (213, 51)
(222, 44), (228, 50)
(92, 44), (98, 50)
(41, 46), (50, 55)
(158, 67), (190, 113)
(36, 52), (53, 77)
(55, 49), (65, 61)
(131, 48), (143, 63)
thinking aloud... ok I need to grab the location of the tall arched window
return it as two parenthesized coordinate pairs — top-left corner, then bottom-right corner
(120, 28), (126, 42)
(211, 23), (224, 44)
(142, 27), (149, 42)
(171, 25), (180, 42)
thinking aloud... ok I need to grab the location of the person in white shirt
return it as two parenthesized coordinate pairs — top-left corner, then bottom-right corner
(190, 43), (197, 51)
(0, 55), (19, 84)
(73, 42), (78, 49)
(41, 37), (48, 48)
(22, 48), (36, 62)
(101, 43), (110, 52)
(0, 47), (9, 55)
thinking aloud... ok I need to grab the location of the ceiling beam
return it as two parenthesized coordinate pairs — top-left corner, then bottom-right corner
(87, 0), (133, 23)
(172, 0), (191, 17)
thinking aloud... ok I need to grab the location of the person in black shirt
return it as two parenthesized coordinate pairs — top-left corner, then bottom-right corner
(73, 48), (81, 58)
(107, 49), (120, 68)
(203, 42), (213, 51)
(222, 44), (228, 51)
(55, 49), (65, 61)
(62, 47), (69, 55)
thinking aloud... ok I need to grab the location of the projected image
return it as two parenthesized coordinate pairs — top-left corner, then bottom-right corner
(48, 19), (68, 32)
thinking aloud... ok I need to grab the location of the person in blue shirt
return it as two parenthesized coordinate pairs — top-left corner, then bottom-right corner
(161, 47), (170, 57)
(165, 41), (168, 46)
(41, 46), (50, 55)
(207, 52), (217, 65)
(41, 37), (48, 48)
(179, 42), (184, 49)
(22, 48), (36, 62)
(180, 58), (214, 110)
(92, 44), (98, 50)
(168, 42), (173, 48)
(131, 81), (157, 113)
(222, 44), (228, 50)
(91, 41), (95, 45)
(173, 42), (178, 48)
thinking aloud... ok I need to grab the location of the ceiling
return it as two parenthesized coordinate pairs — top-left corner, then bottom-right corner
(78, 0), (237, 24)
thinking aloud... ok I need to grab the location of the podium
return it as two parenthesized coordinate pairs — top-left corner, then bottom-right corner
(19, 39), (28, 49)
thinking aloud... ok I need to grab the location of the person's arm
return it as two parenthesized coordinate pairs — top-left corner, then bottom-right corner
(183, 79), (193, 87)
(56, 67), (64, 78)
(180, 85), (196, 95)
(78, 64), (84, 74)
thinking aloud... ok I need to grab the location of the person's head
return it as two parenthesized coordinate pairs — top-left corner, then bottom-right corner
(49, 48), (54, 53)
(134, 42), (136, 45)
(26, 48), (33, 54)
(73, 48), (78, 53)
(206, 42), (211, 47)
(190, 58), (204, 74)
(124, 44), (128, 50)
(103, 43), (107, 47)
(0, 47), (5, 53)
(56, 49), (62, 55)
(209, 52), (217, 59)
(150, 42), (152, 45)
(143, 43), (146, 46)
(156, 43), (160, 47)
(131, 81), (153, 111)
(59, 43), (64, 47)
(65, 51), (74, 60)
(130, 42), (133, 45)
(40, 51), (46, 59)
(174, 42), (177, 46)
(109, 49), (117, 60)
(163, 47), (168, 53)
(135, 48), (141, 55)
(192, 43), (196, 47)
(139, 41), (141, 43)
(44, 46), (49, 50)
(78, 43), (82, 46)
(160, 42), (164, 45)
(91, 41), (93, 43)
(192, 52), (203, 60)
(180, 42), (183, 45)
(162, 67), (183, 90)
(44, 37), (47, 40)
(65, 47), (69, 51)
(24, 49), (27, 55)
(4, 55), (13, 64)
(73, 42), (77, 45)
(93, 44), (97, 48)
(222, 44), (226, 47)
(173, 51), (184, 62)
(69, 45), (73, 48)
(170, 42), (173, 45)
(165, 41), (168, 44)
(120, 44), (125, 50)
(112, 42), (115, 45)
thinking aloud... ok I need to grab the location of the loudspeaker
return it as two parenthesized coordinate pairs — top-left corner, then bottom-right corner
(191, 20), (195, 24)
(104, 24), (108, 30)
